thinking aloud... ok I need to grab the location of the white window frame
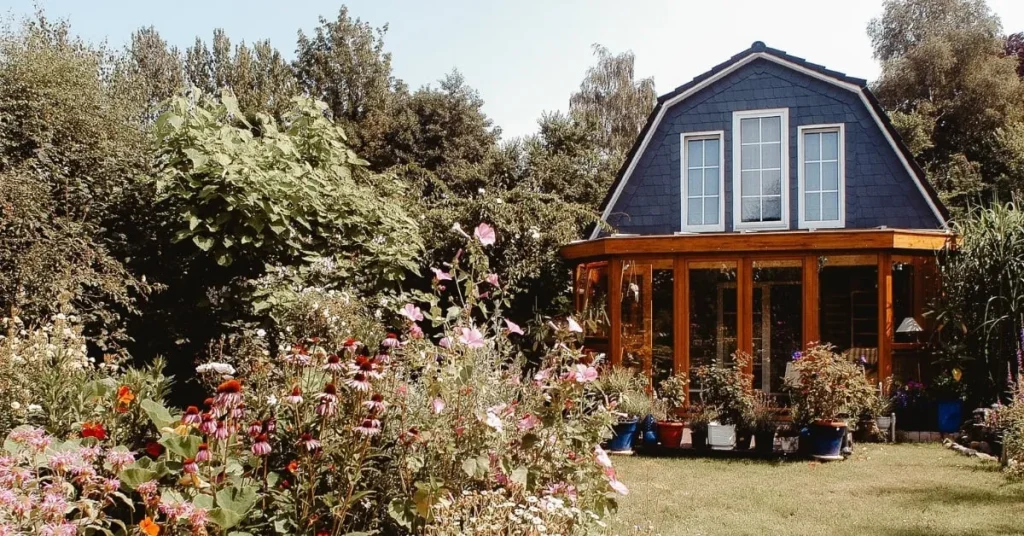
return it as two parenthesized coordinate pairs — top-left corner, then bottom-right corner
(732, 108), (790, 231)
(680, 130), (726, 232)
(797, 123), (846, 229)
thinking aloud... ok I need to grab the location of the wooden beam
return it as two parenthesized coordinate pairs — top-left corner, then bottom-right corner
(878, 254), (894, 384)
(608, 258), (622, 368)
(738, 257), (754, 376)
(674, 256), (689, 400)
(802, 255), (820, 349)
(642, 263), (654, 381)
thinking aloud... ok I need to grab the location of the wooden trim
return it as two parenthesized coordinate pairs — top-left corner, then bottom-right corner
(608, 258), (622, 368)
(738, 257), (754, 376)
(673, 257), (688, 392)
(562, 229), (951, 260)
(642, 263), (654, 381)
(802, 254), (820, 348)
(878, 254), (894, 383)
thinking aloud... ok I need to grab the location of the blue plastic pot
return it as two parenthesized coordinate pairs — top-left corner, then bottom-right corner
(608, 418), (639, 452)
(809, 421), (847, 460)
(640, 414), (658, 446)
(936, 400), (963, 433)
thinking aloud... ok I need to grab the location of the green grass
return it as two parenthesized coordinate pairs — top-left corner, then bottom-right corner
(610, 444), (1024, 536)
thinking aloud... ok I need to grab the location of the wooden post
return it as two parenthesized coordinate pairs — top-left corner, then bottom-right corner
(802, 255), (820, 349)
(609, 258), (622, 368)
(878, 254), (894, 384)
(737, 257), (754, 376)
(642, 263), (654, 381)
(674, 256), (689, 399)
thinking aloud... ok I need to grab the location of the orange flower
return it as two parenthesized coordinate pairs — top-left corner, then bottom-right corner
(116, 385), (135, 413)
(216, 379), (242, 394)
(286, 460), (299, 473)
(139, 517), (160, 536)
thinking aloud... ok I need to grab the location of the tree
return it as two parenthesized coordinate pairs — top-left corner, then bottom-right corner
(868, 0), (1024, 207)
(1005, 32), (1024, 78)
(116, 26), (183, 116)
(569, 44), (656, 160)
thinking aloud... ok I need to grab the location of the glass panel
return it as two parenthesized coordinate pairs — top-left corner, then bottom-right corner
(805, 192), (821, 221)
(577, 263), (610, 339)
(753, 263), (803, 395)
(704, 139), (719, 165)
(741, 198), (761, 222)
(762, 170), (782, 195)
(741, 144), (759, 170)
(761, 143), (781, 169)
(741, 171), (760, 195)
(652, 269), (675, 388)
(822, 131), (839, 160)
(704, 173), (719, 195)
(892, 262), (917, 344)
(689, 263), (738, 391)
(805, 132), (820, 160)
(704, 197), (719, 224)
(763, 197), (782, 221)
(740, 118), (759, 143)
(760, 116), (781, 142)
(822, 192), (840, 220)
(688, 169), (703, 195)
(687, 139), (704, 167)
(805, 162), (821, 191)
(822, 162), (839, 190)
(620, 262), (651, 374)
(819, 263), (879, 356)
(687, 198), (703, 225)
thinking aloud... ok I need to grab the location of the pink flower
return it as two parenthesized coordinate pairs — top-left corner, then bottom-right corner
(609, 478), (629, 495)
(485, 412), (504, 431)
(431, 398), (446, 414)
(183, 458), (199, 474)
(354, 418), (381, 437)
(251, 434), (272, 456)
(459, 327), (486, 349)
(504, 318), (524, 336)
(299, 433), (321, 452)
(594, 445), (613, 469)
(534, 368), (552, 383)
(431, 267), (452, 281)
(400, 303), (424, 322)
(363, 393), (387, 413)
(573, 364), (599, 383)
(517, 413), (540, 431)
(474, 222), (496, 246)
(485, 273), (499, 286)
(567, 317), (583, 333)
(409, 324), (424, 339)
(323, 354), (345, 372)
(438, 337), (451, 348)
(346, 372), (372, 392)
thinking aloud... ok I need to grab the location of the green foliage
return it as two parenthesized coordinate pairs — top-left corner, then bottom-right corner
(692, 353), (754, 426)
(656, 373), (688, 415)
(594, 367), (651, 419)
(787, 345), (876, 424)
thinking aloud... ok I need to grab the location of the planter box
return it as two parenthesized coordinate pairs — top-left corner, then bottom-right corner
(708, 423), (736, 450)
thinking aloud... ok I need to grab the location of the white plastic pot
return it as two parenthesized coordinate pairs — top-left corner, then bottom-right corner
(708, 423), (736, 450)
(779, 436), (799, 453)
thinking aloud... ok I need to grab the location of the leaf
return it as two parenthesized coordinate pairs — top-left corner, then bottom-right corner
(193, 494), (215, 510)
(118, 465), (158, 490)
(215, 485), (258, 518)
(140, 399), (177, 430)
(388, 498), (416, 529)
(216, 252), (233, 266)
(184, 148), (208, 169)
(209, 508), (243, 530)
(510, 466), (529, 486)
(159, 434), (201, 459)
(193, 235), (215, 251)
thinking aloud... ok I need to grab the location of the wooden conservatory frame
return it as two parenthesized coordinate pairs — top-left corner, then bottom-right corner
(562, 228), (953, 396)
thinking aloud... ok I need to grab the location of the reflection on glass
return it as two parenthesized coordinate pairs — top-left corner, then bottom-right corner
(752, 262), (803, 395)
(689, 262), (738, 391)
(620, 261), (650, 374)
(575, 263), (609, 339)
(819, 259), (879, 369)
(652, 269), (674, 388)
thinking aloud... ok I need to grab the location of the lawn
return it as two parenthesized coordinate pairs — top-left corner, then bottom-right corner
(610, 444), (1024, 536)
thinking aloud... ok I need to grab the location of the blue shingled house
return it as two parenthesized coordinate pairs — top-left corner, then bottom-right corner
(562, 42), (952, 397)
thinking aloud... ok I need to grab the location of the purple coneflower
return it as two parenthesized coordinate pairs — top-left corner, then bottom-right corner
(195, 443), (211, 463)
(323, 354), (345, 372)
(299, 433), (321, 453)
(346, 372), (372, 392)
(182, 406), (202, 425)
(213, 379), (243, 410)
(247, 421), (263, 437)
(284, 386), (304, 405)
(199, 413), (218, 435)
(183, 457), (199, 474)
(353, 418), (381, 437)
(381, 333), (400, 348)
(251, 434), (272, 456)
(214, 422), (231, 441)
(363, 393), (386, 413)
(317, 384), (339, 417)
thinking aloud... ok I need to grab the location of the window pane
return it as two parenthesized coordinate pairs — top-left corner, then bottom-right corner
(805, 132), (820, 160)
(760, 116), (781, 142)
(822, 162), (839, 190)
(704, 172), (719, 195)
(687, 198), (703, 225)
(688, 169), (703, 195)
(741, 171), (760, 195)
(740, 118), (759, 143)
(822, 132), (839, 160)
(704, 139), (719, 165)
(763, 197), (782, 220)
(704, 197), (719, 224)
(762, 170), (782, 195)
(805, 192), (821, 221)
(805, 162), (821, 191)
(741, 198), (761, 222)
(741, 145), (759, 170)
(687, 140), (704, 167)
(761, 142), (781, 169)
(822, 192), (840, 220)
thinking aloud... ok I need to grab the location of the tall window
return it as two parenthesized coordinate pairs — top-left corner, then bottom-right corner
(799, 124), (845, 228)
(733, 109), (789, 230)
(681, 131), (724, 232)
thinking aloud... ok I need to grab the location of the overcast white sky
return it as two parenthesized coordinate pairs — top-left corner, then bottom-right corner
(8, 0), (1024, 139)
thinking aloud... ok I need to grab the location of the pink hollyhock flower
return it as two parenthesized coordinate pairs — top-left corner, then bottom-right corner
(573, 364), (599, 383)
(438, 337), (451, 348)
(474, 223), (496, 246)
(517, 413), (540, 431)
(400, 303), (424, 322)
(431, 398), (446, 414)
(504, 318), (524, 335)
(567, 317), (583, 333)
(594, 445), (613, 469)
(485, 273), (499, 286)
(409, 323), (424, 339)
(609, 478), (629, 495)
(431, 267), (452, 281)
(459, 327), (486, 349)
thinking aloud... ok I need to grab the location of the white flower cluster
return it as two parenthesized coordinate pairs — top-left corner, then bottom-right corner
(427, 488), (602, 536)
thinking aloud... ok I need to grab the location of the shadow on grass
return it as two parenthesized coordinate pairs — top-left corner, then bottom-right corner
(864, 522), (1024, 536)
(871, 483), (1024, 507)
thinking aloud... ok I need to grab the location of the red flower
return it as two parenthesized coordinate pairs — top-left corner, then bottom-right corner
(115, 385), (135, 413)
(81, 422), (106, 440)
(144, 441), (164, 458)
(286, 460), (299, 473)
(216, 379), (242, 394)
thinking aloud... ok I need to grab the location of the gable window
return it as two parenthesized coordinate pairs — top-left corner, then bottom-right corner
(680, 131), (725, 232)
(732, 108), (789, 230)
(798, 124), (845, 229)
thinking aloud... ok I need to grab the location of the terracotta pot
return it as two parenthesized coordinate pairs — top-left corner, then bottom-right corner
(657, 421), (685, 448)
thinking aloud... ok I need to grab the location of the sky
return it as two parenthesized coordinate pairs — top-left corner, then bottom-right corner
(6, 0), (1024, 139)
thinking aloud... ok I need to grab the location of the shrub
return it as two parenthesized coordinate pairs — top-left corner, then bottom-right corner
(594, 367), (650, 421)
(692, 352), (753, 426)
(657, 373), (688, 421)
(787, 344), (875, 425)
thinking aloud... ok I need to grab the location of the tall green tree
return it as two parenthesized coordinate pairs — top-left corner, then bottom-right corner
(869, 0), (1024, 207)
(116, 26), (183, 116)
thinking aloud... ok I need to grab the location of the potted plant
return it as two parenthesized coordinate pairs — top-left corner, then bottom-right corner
(776, 424), (800, 453)
(656, 373), (688, 448)
(694, 352), (754, 450)
(644, 398), (667, 447)
(857, 379), (894, 442)
(687, 404), (717, 450)
(893, 380), (930, 431)
(931, 369), (966, 434)
(749, 391), (778, 454)
(596, 367), (651, 453)
(787, 344), (875, 460)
